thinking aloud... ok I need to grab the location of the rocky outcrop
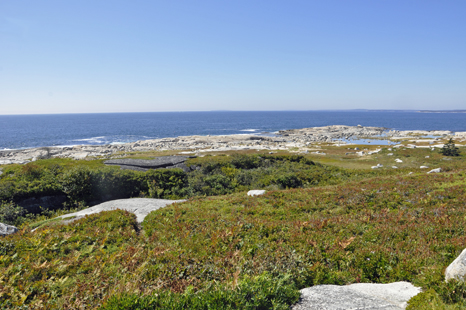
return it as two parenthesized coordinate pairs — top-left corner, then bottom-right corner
(0, 222), (18, 237)
(17, 195), (67, 213)
(445, 248), (466, 282)
(59, 198), (185, 223)
(104, 156), (194, 172)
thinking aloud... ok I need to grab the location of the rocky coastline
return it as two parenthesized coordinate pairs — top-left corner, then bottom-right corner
(1, 125), (465, 166)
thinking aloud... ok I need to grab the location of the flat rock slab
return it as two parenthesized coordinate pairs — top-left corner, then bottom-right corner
(104, 156), (189, 169)
(291, 282), (421, 310)
(60, 198), (185, 223)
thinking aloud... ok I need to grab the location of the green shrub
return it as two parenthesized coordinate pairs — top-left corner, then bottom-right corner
(0, 201), (25, 226)
(441, 138), (460, 157)
(59, 166), (92, 204)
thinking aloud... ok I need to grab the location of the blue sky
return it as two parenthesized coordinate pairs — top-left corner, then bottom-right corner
(1, 1), (465, 114)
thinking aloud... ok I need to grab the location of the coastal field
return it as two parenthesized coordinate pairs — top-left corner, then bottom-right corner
(1, 131), (465, 309)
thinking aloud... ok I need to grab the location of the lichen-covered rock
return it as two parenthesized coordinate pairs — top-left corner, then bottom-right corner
(0, 222), (18, 237)
(446, 248), (466, 282)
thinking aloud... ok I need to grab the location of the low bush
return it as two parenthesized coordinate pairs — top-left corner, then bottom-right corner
(101, 273), (299, 310)
(0, 201), (25, 226)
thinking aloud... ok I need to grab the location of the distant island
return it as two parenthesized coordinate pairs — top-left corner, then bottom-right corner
(418, 110), (466, 113)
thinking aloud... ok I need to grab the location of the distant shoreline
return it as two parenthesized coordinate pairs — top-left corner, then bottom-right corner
(418, 110), (466, 113)
(1, 125), (464, 166)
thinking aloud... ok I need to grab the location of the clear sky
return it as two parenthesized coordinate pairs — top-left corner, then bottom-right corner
(1, 1), (465, 114)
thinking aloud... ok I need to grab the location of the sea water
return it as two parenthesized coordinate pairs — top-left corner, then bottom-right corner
(1, 111), (465, 150)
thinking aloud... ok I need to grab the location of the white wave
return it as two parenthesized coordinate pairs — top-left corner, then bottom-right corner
(240, 129), (259, 132)
(73, 136), (107, 143)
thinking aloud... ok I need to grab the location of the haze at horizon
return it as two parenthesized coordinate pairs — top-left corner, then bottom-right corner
(1, 1), (465, 115)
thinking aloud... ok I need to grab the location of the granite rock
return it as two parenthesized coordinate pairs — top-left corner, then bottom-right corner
(445, 248), (466, 282)
(247, 190), (266, 196)
(0, 222), (19, 237)
(291, 282), (421, 310)
(60, 198), (185, 223)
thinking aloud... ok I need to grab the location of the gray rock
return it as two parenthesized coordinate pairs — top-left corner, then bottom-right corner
(0, 222), (19, 237)
(17, 195), (67, 213)
(60, 198), (185, 223)
(291, 282), (421, 310)
(247, 190), (266, 196)
(420, 166), (429, 169)
(104, 156), (191, 172)
(427, 168), (442, 174)
(445, 248), (466, 282)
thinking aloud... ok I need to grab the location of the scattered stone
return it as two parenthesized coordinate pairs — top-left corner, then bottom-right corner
(395, 159), (403, 163)
(387, 153), (393, 156)
(425, 156), (430, 158)
(446, 248), (466, 282)
(247, 190), (266, 196)
(427, 168), (442, 174)
(408, 172), (413, 175)
(0, 223), (18, 237)
(420, 166), (429, 169)
(291, 282), (421, 310)
(392, 166), (398, 169)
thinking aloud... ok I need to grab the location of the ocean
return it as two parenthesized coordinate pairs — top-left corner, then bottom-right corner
(1, 111), (465, 150)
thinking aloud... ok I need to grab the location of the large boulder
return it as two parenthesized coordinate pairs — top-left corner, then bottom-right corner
(0, 222), (18, 237)
(445, 248), (466, 282)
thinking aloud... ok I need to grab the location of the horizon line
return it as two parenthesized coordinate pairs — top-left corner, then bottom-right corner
(2, 109), (466, 116)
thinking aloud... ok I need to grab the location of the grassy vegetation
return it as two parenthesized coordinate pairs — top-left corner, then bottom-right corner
(1, 153), (397, 226)
(0, 143), (465, 309)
